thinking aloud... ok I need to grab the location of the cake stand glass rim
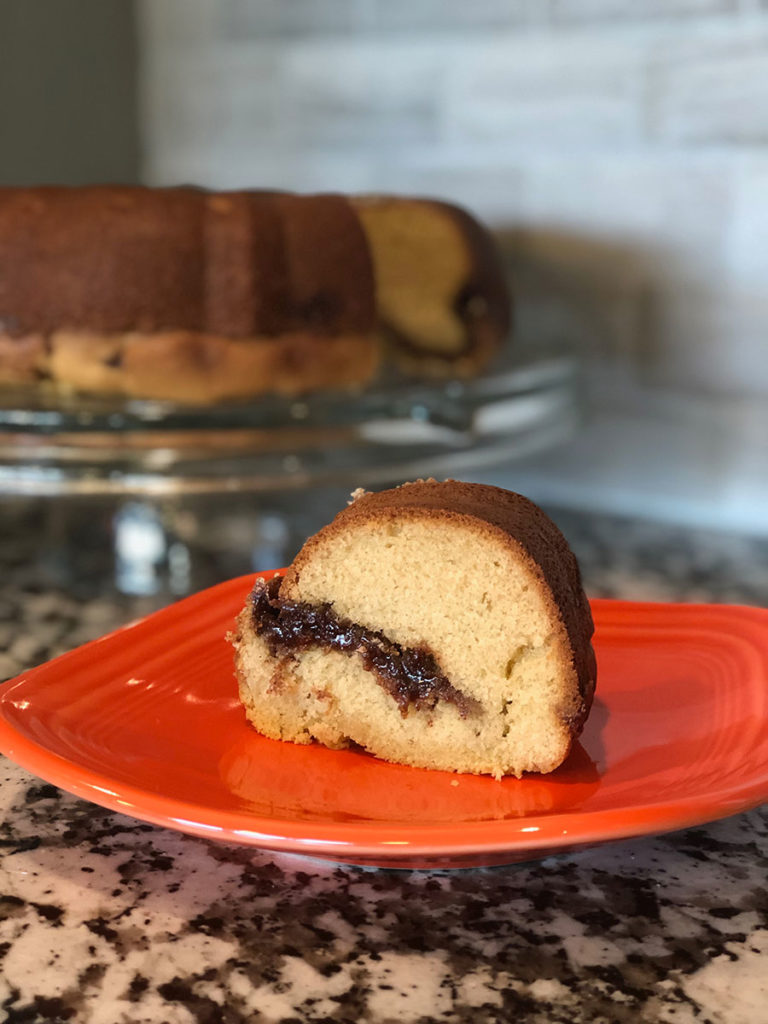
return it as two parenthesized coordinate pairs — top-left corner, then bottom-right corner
(0, 346), (583, 496)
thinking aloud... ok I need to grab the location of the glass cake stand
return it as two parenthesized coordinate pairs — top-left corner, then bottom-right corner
(0, 343), (582, 599)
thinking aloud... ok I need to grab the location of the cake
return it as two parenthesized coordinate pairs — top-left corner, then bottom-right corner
(0, 187), (510, 402)
(231, 480), (596, 778)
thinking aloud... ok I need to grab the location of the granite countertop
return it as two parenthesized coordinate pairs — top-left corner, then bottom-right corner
(1, 505), (767, 1024)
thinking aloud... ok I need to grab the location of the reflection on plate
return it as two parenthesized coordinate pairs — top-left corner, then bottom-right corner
(1, 572), (767, 868)
(219, 734), (602, 826)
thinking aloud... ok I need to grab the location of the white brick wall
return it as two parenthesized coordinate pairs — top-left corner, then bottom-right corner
(138, 1), (768, 529)
(649, 30), (768, 144)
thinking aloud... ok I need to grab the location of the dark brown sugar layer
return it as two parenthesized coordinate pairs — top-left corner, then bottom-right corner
(249, 575), (477, 717)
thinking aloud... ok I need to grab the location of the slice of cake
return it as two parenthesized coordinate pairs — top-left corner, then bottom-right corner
(232, 480), (595, 778)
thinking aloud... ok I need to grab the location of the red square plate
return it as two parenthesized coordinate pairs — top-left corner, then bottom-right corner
(1, 571), (767, 868)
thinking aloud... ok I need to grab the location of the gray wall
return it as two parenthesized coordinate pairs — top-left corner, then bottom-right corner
(138, 1), (768, 532)
(139, 1), (768, 400)
(0, 0), (140, 186)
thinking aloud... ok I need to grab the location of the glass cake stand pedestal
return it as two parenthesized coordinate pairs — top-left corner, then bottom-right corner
(0, 344), (582, 601)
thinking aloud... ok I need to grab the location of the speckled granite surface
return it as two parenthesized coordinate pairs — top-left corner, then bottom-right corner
(1, 504), (767, 1023)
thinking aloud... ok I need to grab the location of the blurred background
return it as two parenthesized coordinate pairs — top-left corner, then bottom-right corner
(1, 0), (768, 604)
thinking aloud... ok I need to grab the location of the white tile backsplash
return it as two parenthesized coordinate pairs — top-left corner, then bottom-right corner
(443, 35), (645, 151)
(648, 27), (768, 144)
(644, 286), (768, 395)
(726, 156), (768, 287)
(550, 0), (733, 21)
(138, 1), (768, 531)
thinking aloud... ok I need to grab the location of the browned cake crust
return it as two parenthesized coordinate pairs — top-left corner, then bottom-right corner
(0, 187), (374, 336)
(449, 200), (512, 374)
(0, 187), (509, 402)
(233, 480), (596, 777)
(405, 198), (511, 372)
(350, 196), (510, 376)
